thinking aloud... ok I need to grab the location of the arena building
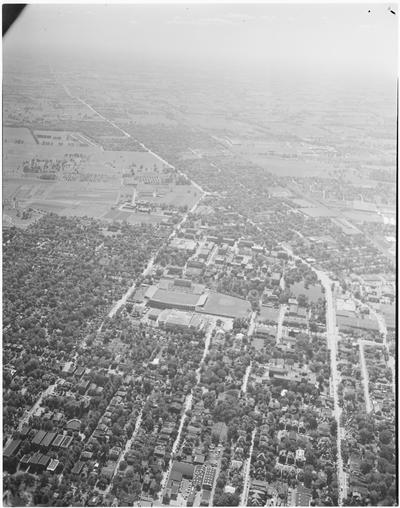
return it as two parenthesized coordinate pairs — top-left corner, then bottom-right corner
(145, 278), (208, 311)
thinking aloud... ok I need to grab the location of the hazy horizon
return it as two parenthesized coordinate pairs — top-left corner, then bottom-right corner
(3, 3), (398, 86)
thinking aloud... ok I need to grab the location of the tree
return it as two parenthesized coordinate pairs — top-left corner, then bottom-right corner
(143, 415), (154, 432)
(379, 445), (394, 462)
(214, 492), (240, 506)
(297, 294), (309, 307)
(303, 465), (314, 488)
(377, 457), (395, 475)
(379, 429), (392, 445)
(360, 461), (372, 475)
(359, 427), (373, 445)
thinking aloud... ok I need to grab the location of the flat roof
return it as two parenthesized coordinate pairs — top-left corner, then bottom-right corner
(52, 434), (65, 447)
(47, 459), (60, 471)
(170, 238), (197, 250)
(172, 461), (195, 478)
(169, 470), (183, 483)
(38, 455), (50, 466)
(32, 430), (47, 445)
(29, 452), (43, 465)
(4, 439), (21, 458)
(71, 461), (84, 474)
(41, 432), (56, 448)
(295, 486), (312, 506)
(159, 309), (193, 327)
(60, 435), (73, 448)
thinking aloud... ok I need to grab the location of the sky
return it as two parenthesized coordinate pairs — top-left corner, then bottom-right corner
(3, 3), (398, 81)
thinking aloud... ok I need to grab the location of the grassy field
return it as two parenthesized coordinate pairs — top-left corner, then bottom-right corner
(3, 177), (198, 221)
(3, 126), (168, 176)
(198, 291), (251, 319)
(301, 207), (339, 218)
(259, 306), (279, 323)
(137, 183), (200, 209)
(3, 127), (195, 221)
(290, 282), (323, 303)
(343, 210), (384, 223)
(247, 154), (335, 178)
(3, 178), (119, 218)
(4, 126), (36, 144)
(291, 198), (317, 208)
(103, 209), (165, 224)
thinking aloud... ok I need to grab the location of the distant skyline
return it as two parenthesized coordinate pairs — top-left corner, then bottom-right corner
(4, 3), (398, 82)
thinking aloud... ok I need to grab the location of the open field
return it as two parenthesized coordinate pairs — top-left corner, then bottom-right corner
(3, 126), (37, 144)
(301, 207), (339, 218)
(197, 292), (252, 319)
(259, 305), (279, 323)
(3, 178), (119, 218)
(290, 282), (323, 303)
(3, 126), (168, 177)
(3, 178), (54, 200)
(103, 209), (165, 224)
(33, 129), (99, 148)
(136, 183), (200, 209)
(291, 198), (317, 208)
(343, 210), (384, 224)
(245, 154), (336, 178)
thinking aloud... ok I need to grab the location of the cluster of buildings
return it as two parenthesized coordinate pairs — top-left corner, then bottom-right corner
(163, 461), (217, 506)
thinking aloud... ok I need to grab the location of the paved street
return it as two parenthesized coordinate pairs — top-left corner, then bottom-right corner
(367, 307), (395, 395)
(282, 245), (347, 505)
(240, 428), (256, 506)
(18, 382), (58, 432)
(316, 270), (347, 505)
(158, 318), (216, 505)
(241, 362), (252, 394)
(103, 407), (144, 496)
(276, 304), (287, 343)
(358, 339), (372, 413)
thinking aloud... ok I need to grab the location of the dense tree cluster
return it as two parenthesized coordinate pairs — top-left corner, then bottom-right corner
(3, 215), (169, 434)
